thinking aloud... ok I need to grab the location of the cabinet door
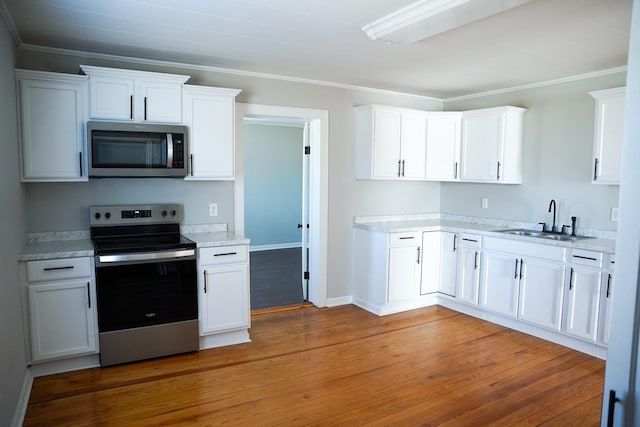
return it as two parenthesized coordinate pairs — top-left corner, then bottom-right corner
(199, 264), (250, 334)
(460, 111), (503, 181)
(420, 232), (440, 295)
(518, 258), (565, 330)
(88, 76), (135, 120)
(456, 246), (480, 305)
(564, 267), (602, 341)
(425, 113), (461, 181)
(183, 87), (236, 179)
(137, 80), (183, 123)
(372, 110), (402, 178)
(592, 90), (625, 184)
(439, 232), (458, 296)
(399, 112), (427, 179)
(600, 271), (614, 344)
(19, 76), (87, 181)
(388, 245), (421, 302)
(28, 280), (96, 362)
(480, 251), (518, 316)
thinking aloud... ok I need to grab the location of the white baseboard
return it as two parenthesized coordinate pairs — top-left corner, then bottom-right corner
(199, 329), (251, 350)
(11, 368), (33, 427)
(250, 243), (302, 252)
(325, 296), (353, 307)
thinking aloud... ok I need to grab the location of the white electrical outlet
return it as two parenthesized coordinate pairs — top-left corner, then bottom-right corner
(481, 198), (488, 209)
(611, 207), (619, 222)
(209, 203), (218, 217)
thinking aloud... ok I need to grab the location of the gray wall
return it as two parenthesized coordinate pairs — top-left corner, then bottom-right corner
(0, 18), (28, 426)
(15, 50), (444, 300)
(244, 123), (303, 248)
(442, 73), (625, 231)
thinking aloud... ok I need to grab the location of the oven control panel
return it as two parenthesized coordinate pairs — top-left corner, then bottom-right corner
(90, 204), (182, 226)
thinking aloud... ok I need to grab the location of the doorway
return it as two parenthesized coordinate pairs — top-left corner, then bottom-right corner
(234, 103), (328, 308)
(243, 119), (308, 309)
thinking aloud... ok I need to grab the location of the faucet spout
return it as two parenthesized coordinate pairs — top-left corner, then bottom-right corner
(548, 199), (557, 233)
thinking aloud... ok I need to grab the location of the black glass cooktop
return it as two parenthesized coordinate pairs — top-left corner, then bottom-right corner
(91, 223), (195, 255)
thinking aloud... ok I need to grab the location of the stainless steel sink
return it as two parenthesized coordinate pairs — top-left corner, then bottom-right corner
(495, 229), (593, 241)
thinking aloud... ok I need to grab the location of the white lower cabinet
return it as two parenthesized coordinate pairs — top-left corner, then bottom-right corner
(22, 257), (98, 363)
(456, 235), (481, 305)
(421, 231), (458, 295)
(517, 257), (566, 330)
(481, 250), (520, 317)
(599, 255), (615, 344)
(198, 245), (250, 336)
(564, 250), (603, 341)
(388, 232), (422, 302)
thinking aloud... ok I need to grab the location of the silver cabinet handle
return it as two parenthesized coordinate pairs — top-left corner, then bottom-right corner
(79, 152), (83, 177)
(204, 270), (208, 293)
(569, 267), (574, 290)
(594, 158), (599, 181)
(190, 154), (194, 176)
(214, 252), (238, 257)
(454, 162), (458, 179)
(401, 160), (406, 177)
(496, 161), (501, 180)
(519, 259), (524, 280)
(144, 96), (148, 120)
(606, 273), (612, 298)
(130, 95), (133, 120)
(474, 251), (478, 270)
(416, 247), (421, 264)
(43, 265), (74, 271)
(514, 259), (519, 279)
(453, 234), (457, 252)
(86, 282), (91, 308)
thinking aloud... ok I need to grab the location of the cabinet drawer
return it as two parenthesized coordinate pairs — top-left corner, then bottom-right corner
(568, 249), (603, 268)
(199, 245), (248, 265)
(389, 232), (421, 247)
(26, 257), (92, 282)
(484, 237), (565, 262)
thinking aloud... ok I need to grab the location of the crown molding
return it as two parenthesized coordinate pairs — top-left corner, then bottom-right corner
(19, 43), (442, 103)
(444, 66), (628, 103)
(0, 0), (21, 46)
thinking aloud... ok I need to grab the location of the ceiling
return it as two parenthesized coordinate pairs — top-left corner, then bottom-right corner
(0, 0), (632, 99)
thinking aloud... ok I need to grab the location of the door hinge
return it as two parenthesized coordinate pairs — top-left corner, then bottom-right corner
(304, 271), (310, 280)
(304, 146), (311, 155)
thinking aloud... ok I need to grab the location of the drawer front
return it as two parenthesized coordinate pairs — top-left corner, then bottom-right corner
(484, 237), (565, 262)
(26, 257), (92, 282)
(389, 232), (421, 247)
(199, 245), (248, 265)
(568, 249), (603, 268)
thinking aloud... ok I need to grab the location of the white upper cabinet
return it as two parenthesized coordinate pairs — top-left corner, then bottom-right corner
(459, 106), (526, 184)
(16, 69), (88, 182)
(183, 85), (241, 180)
(425, 112), (462, 181)
(355, 105), (427, 180)
(81, 65), (189, 123)
(590, 87), (625, 185)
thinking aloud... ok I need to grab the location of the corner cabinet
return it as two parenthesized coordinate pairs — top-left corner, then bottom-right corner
(425, 113), (462, 181)
(80, 65), (190, 123)
(590, 87), (625, 185)
(459, 106), (526, 184)
(355, 105), (427, 180)
(16, 70), (88, 182)
(183, 85), (241, 180)
(21, 257), (98, 363)
(197, 245), (251, 349)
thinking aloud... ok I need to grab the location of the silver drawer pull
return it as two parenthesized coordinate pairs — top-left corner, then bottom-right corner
(43, 266), (75, 271)
(573, 255), (597, 261)
(214, 252), (238, 257)
(462, 238), (478, 243)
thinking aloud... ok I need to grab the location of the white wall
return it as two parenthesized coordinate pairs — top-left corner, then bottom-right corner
(15, 50), (444, 300)
(442, 73), (624, 231)
(0, 17), (28, 426)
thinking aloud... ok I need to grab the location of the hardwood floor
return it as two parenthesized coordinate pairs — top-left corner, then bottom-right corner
(24, 305), (605, 426)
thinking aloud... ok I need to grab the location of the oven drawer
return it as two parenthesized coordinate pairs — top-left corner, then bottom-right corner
(199, 245), (248, 265)
(26, 257), (92, 282)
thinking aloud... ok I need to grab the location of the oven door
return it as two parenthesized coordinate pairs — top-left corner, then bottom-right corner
(95, 250), (197, 333)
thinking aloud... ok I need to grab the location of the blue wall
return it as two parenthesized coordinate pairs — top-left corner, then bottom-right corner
(244, 123), (303, 248)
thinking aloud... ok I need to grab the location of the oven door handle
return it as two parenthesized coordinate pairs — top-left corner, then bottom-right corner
(96, 249), (196, 265)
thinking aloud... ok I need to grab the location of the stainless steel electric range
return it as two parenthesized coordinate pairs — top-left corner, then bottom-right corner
(90, 204), (198, 366)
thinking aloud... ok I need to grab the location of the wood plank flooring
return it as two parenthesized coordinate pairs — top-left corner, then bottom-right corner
(24, 305), (605, 426)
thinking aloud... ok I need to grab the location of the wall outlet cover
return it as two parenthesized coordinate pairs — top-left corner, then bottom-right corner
(209, 203), (218, 217)
(481, 198), (488, 209)
(611, 207), (619, 222)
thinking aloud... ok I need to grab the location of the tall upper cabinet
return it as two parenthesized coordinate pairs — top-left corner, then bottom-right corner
(459, 106), (526, 184)
(183, 85), (241, 180)
(16, 70), (89, 182)
(80, 65), (189, 123)
(590, 87), (625, 185)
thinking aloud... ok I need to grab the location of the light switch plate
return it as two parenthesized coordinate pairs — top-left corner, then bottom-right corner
(481, 198), (488, 209)
(611, 207), (619, 222)
(209, 203), (218, 217)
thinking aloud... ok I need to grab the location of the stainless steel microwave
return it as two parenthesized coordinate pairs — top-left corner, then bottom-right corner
(87, 121), (188, 178)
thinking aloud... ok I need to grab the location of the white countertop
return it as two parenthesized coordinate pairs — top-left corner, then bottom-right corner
(354, 218), (617, 253)
(183, 231), (250, 247)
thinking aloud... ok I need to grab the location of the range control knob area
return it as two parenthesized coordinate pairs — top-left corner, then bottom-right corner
(161, 210), (168, 217)
(105, 212), (111, 219)
(171, 210), (177, 217)
(94, 212), (101, 220)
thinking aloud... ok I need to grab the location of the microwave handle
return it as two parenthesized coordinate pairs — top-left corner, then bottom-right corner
(167, 133), (174, 168)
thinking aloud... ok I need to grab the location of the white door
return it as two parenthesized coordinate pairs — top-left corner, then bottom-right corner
(593, 91), (625, 184)
(564, 266), (602, 341)
(88, 75), (135, 120)
(439, 232), (458, 296)
(372, 110), (402, 178)
(425, 113), (461, 181)
(399, 112), (427, 179)
(456, 246), (480, 305)
(518, 258), (566, 330)
(388, 245), (421, 302)
(480, 251), (519, 317)
(136, 80), (183, 123)
(301, 122), (311, 301)
(460, 110), (504, 181)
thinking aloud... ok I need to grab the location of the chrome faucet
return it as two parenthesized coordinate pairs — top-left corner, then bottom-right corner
(548, 199), (557, 233)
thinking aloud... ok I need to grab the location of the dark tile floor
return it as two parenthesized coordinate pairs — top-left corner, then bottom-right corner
(250, 248), (304, 309)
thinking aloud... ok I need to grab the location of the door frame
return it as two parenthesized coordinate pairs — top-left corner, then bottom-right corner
(234, 103), (328, 307)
